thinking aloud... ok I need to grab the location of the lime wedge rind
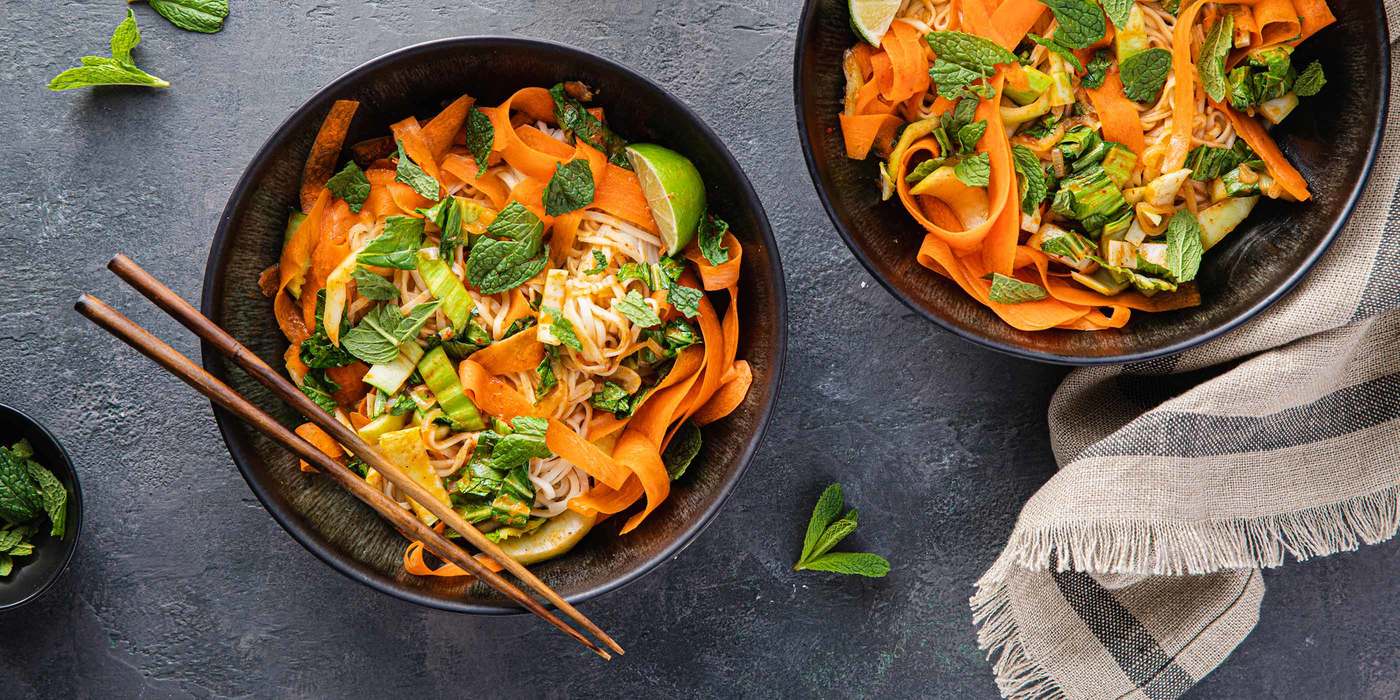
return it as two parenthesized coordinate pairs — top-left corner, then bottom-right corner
(849, 0), (902, 46)
(624, 144), (706, 256)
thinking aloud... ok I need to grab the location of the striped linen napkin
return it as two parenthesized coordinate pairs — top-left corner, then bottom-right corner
(970, 14), (1400, 699)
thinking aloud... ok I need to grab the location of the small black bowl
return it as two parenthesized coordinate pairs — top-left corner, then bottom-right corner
(795, 0), (1388, 364)
(0, 404), (82, 611)
(202, 38), (786, 613)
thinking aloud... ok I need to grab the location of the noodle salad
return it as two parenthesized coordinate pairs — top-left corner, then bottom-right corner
(840, 0), (1333, 330)
(262, 83), (751, 572)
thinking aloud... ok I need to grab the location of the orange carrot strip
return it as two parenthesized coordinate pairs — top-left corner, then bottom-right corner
(1086, 70), (1146, 155)
(301, 100), (359, 212)
(1222, 104), (1311, 200)
(545, 420), (631, 490)
(458, 359), (540, 419)
(991, 0), (1047, 49)
(421, 94), (475, 162)
(468, 326), (545, 375)
(391, 117), (445, 192)
(327, 362), (369, 407)
(616, 431), (670, 534)
(295, 422), (342, 473)
(440, 154), (511, 209)
(684, 232), (743, 291)
(1252, 0), (1302, 46)
(1295, 0), (1335, 42)
(692, 360), (752, 425)
(839, 113), (903, 159)
(592, 163), (660, 233)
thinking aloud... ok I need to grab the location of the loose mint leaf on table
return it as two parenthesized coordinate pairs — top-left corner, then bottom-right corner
(799, 552), (892, 577)
(351, 266), (400, 301)
(1038, 0), (1106, 48)
(1026, 33), (1084, 73)
(1120, 48), (1172, 102)
(1165, 210), (1204, 283)
(662, 422), (703, 480)
(48, 10), (169, 91)
(794, 483), (890, 577)
(1197, 15), (1235, 102)
(394, 141), (441, 202)
(543, 160), (595, 216)
(142, 0), (229, 33)
(614, 291), (662, 329)
(954, 152), (992, 187)
(1011, 145), (1048, 215)
(358, 216), (424, 269)
(697, 214), (731, 266)
(465, 107), (494, 176)
(1293, 61), (1326, 97)
(988, 273), (1048, 303)
(325, 161), (370, 213)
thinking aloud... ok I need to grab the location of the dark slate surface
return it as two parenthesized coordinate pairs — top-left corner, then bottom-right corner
(0, 1), (1396, 697)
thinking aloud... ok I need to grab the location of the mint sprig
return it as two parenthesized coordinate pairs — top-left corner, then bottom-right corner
(48, 10), (170, 91)
(794, 484), (890, 578)
(543, 159), (595, 216)
(139, 0), (229, 34)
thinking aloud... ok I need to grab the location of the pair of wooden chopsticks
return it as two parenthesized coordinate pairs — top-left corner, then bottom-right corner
(77, 254), (623, 659)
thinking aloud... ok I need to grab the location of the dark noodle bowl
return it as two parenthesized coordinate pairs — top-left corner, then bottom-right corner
(204, 37), (785, 613)
(795, 0), (1386, 364)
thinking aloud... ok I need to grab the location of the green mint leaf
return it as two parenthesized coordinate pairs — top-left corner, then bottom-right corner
(351, 266), (399, 301)
(542, 159), (595, 216)
(1198, 15), (1234, 103)
(666, 283), (702, 319)
(549, 83), (631, 168)
(0, 448), (42, 524)
(421, 197), (469, 259)
(511, 416), (549, 437)
(490, 433), (551, 472)
(299, 370), (340, 414)
(299, 291), (356, 369)
(957, 120), (987, 153)
(1100, 0), (1133, 30)
(905, 158), (945, 184)
(797, 552), (891, 577)
(541, 307), (583, 351)
(1184, 143), (1250, 181)
(535, 346), (558, 398)
(1011, 145), (1049, 215)
(924, 31), (1019, 73)
(396, 301), (440, 343)
(1293, 60), (1326, 97)
(341, 301), (438, 365)
(110, 8), (142, 65)
(325, 161), (371, 213)
(484, 201), (543, 241)
(929, 59), (986, 100)
(1082, 49), (1113, 89)
(967, 82), (997, 99)
(1165, 210), (1204, 283)
(0, 554), (11, 577)
(1038, 0), (1106, 48)
(800, 483), (844, 563)
(988, 273), (1048, 303)
(394, 140), (441, 202)
(25, 463), (67, 537)
(954, 152), (991, 187)
(585, 250), (608, 275)
(465, 107), (494, 176)
(1120, 47), (1172, 102)
(662, 422), (703, 480)
(590, 382), (635, 417)
(697, 214), (731, 266)
(614, 290), (662, 328)
(1026, 33), (1084, 73)
(389, 394), (417, 416)
(617, 262), (652, 290)
(810, 510), (859, 560)
(145, 0), (228, 33)
(358, 216), (424, 269)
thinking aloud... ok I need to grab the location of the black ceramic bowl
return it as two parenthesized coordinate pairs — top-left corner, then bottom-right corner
(202, 38), (784, 613)
(0, 404), (82, 611)
(796, 0), (1387, 364)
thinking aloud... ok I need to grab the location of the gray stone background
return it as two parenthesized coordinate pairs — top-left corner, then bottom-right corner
(1, 1), (1397, 697)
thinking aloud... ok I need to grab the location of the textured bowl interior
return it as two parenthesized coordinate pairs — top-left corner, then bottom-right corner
(0, 404), (82, 611)
(796, 0), (1387, 363)
(202, 38), (784, 613)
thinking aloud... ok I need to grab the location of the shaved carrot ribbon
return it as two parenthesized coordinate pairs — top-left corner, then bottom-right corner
(301, 100), (359, 212)
(468, 326), (546, 375)
(422, 94), (474, 162)
(1222, 104), (1311, 200)
(1086, 70), (1146, 155)
(295, 422), (342, 473)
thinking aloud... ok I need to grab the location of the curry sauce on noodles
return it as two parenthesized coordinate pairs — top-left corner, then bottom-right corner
(265, 83), (752, 576)
(840, 0), (1334, 331)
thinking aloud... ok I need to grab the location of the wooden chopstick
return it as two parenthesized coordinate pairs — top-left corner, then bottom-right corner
(74, 292), (613, 660)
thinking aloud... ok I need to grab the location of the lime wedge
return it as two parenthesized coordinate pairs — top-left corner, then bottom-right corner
(624, 144), (706, 256)
(849, 0), (902, 46)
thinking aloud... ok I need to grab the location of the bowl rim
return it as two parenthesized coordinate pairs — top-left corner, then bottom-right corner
(200, 35), (786, 615)
(792, 0), (1390, 366)
(0, 402), (83, 612)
